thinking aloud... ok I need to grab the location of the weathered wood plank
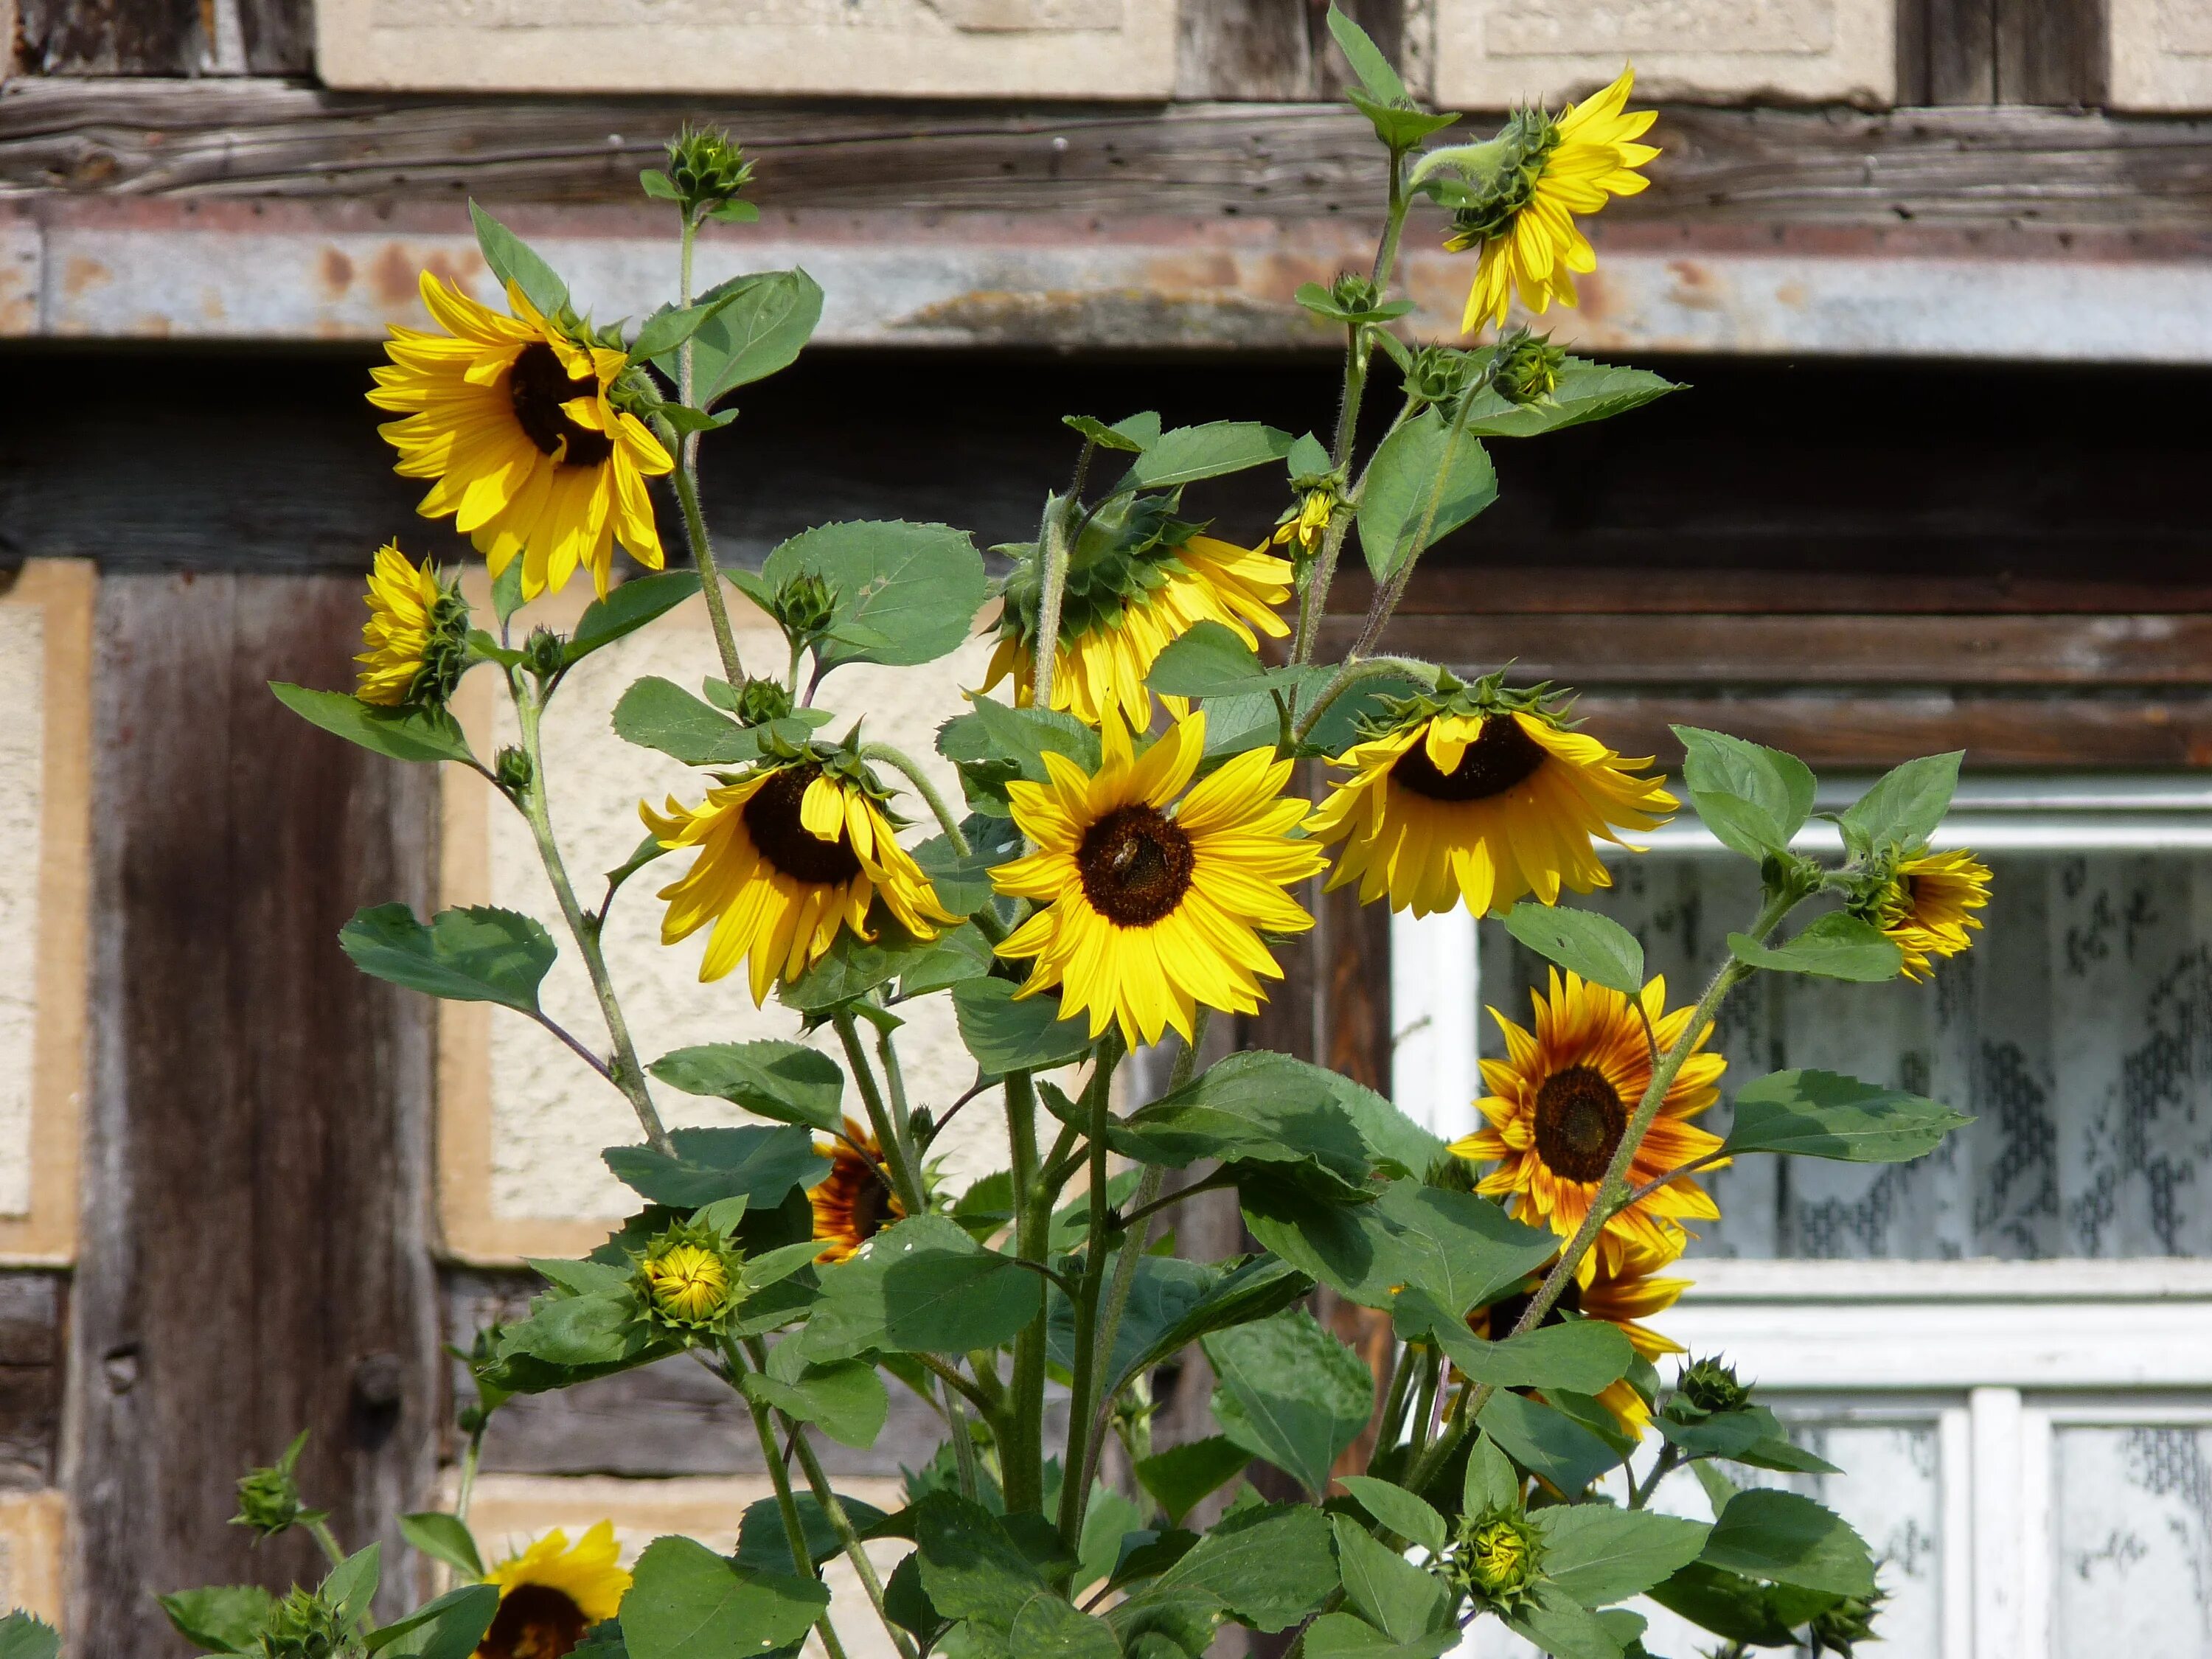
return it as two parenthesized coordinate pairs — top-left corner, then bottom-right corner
(68, 574), (440, 1649)
(1996, 0), (2106, 105)
(1923, 0), (1999, 105)
(12, 0), (202, 77)
(0, 1273), (63, 1490)
(4, 83), (2211, 235)
(1338, 613), (2212, 686)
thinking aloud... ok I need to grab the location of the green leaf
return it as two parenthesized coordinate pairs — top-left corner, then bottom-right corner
(1117, 1254), (1314, 1384)
(1064, 414), (1150, 454)
(1455, 361), (1679, 440)
(1501, 903), (1645, 996)
(913, 1492), (1046, 1629)
(470, 201), (567, 319)
(674, 270), (825, 408)
(1725, 1068), (1971, 1161)
(1121, 422), (1295, 491)
(604, 1124), (828, 1210)
(611, 676), (756, 765)
(1647, 1562), (1841, 1646)
(1503, 1583), (1623, 1659)
(1295, 282), (1417, 327)
(1332, 1517), (1449, 1644)
(1464, 1432), (1518, 1513)
(1077, 1486), (1147, 1596)
(627, 274), (767, 364)
(1135, 1437), (1252, 1527)
(1532, 1506), (1710, 1607)
(159, 1589), (272, 1656)
(1116, 1051), (1374, 1202)
(650, 1041), (845, 1134)
(1007, 1593), (1123, 1658)
(914, 823), (1018, 917)
(942, 698), (1102, 783)
(322, 1545), (382, 1630)
(1049, 1253), (1216, 1383)
(762, 521), (990, 674)
(953, 976), (1096, 1074)
(743, 1352), (889, 1450)
(0, 1617), (55, 1659)
(801, 1214), (1042, 1360)
(366, 1585), (499, 1658)
(340, 903), (554, 1014)
(1204, 1309), (1374, 1497)
(1144, 621), (1300, 702)
(1302, 1611), (1458, 1659)
(1420, 1305), (1632, 1393)
(1477, 1389), (1621, 1496)
(567, 572), (703, 664)
(490, 558), (527, 625)
(1141, 1502), (1338, 1632)
(1347, 94), (1461, 150)
(1322, 1077), (1449, 1180)
(899, 922), (995, 998)
(1840, 751), (1963, 854)
(779, 914), (942, 1014)
(1702, 1489), (1877, 1598)
(399, 1512), (484, 1579)
(271, 684), (476, 765)
(1672, 726), (1816, 860)
(1243, 1178), (1554, 1316)
(1728, 912), (1905, 983)
(1355, 410), (1498, 579)
(622, 1535), (829, 1659)
(1338, 1476), (1447, 1555)
(734, 1492), (891, 1576)
(1325, 2), (1408, 102)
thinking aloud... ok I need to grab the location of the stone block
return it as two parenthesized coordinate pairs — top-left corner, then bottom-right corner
(2110, 0), (2212, 110)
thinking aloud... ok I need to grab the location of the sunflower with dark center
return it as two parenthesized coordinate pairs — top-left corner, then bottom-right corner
(1868, 846), (1992, 981)
(1469, 1231), (1690, 1438)
(1306, 697), (1675, 918)
(1453, 968), (1726, 1279)
(478, 1522), (629, 1659)
(644, 757), (958, 1006)
(370, 273), (672, 601)
(811, 1119), (905, 1263)
(990, 710), (1326, 1049)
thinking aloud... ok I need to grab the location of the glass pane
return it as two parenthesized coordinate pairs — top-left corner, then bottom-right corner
(1479, 850), (2212, 1259)
(2053, 1424), (2212, 1655)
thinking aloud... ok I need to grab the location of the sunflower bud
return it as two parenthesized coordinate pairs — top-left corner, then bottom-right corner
(494, 745), (535, 798)
(1331, 272), (1383, 315)
(523, 625), (567, 682)
(734, 676), (796, 726)
(1447, 1507), (1546, 1615)
(1809, 1585), (1885, 1655)
(1405, 345), (1481, 413)
(1439, 108), (1561, 253)
(354, 545), (471, 712)
(1493, 328), (1566, 406)
(253, 1586), (361, 1659)
(772, 572), (838, 639)
(1676, 1355), (1753, 1418)
(633, 1220), (748, 1339)
(659, 125), (756, 218)
(232, 1432), (321, 1540)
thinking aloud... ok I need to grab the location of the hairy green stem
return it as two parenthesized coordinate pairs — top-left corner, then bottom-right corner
(1347, 379), (1480, 665)
(453, 1427), (484, 1526)
(305, 1517), (347, 1571)
(858, 742), (970, 855)
(835, 1012), (927, 1217)
(1055, 1039), (1122, 1557)
(1290, 654), (1443, 746)
(1031, 495), (1074, 713)
(1003, 1070), (1048, 1514)
(726, 1340), (851, 1659)
(513, 681), (675, 1155)
(669, 463), (746, 692)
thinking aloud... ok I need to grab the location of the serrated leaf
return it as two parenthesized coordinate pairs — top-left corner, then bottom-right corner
(611, 676), (756, 765)
(1531, 1506), (1710, 1607)
(1420, 1304), (1633, 1393)
(603, 1124), (828, 1210)
(1455, 361), (1679, 440)
(340, 903), (554, 1014)
(566, 571), (702, 664)
(1503, 1583), (1622, 1659)
(1502, 903), (1646, 996)
(1114, 1051), (1374, 1202)
(1204, 1309), (1374, 1497)
(1356, 410), (1497, 579)
(271, 684), (476, 765)
(1478, 1389), (1621, 1496)
(1728, 913), (1905, 983)
(762, 521), (990, 674)
(912, 1492), (1046, 1629)
(734, 1492), (891, 1576)
(1725, 1068), (1970, 1161)
(1325, 2), (1408, 102)
(1464, 1432), (1517, 1513)
(1117, 1254), (1313, 1385)
(1140, 1502), (1338, 1632)
(366, 1585), (499, 1658)
(1701, 1489), (1877, 1597)
(953, 976), (1096, 1074)
(650, 1041), (845, 1134)
(743, 1354), (889, 1450)
(1243, 1178), (1553, 1316)
(1672, 726), (1816, 860)
(1121, 422), (1295, 490)
(158, 1589), (271, 1655)
(1064, 414), (1149, 453)
(622, 1535), (828, 1659)
(1840, 751), (1963, 854)
(1145, 621), (1301, 703)
(669, 269), (824, 408)
(1332, 1516), (1449, 1643)
(1338, 1476), (1447, 1555)
(1134, 1437), (1252, 1527)
(470, 201), (568, 320)
(1648, 1561), (1841, 1646)
(801, 1214), (1041, 1360)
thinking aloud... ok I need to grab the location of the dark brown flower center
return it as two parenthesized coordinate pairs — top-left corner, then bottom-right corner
(743, 764), (864, 888)
(1077, 804), (1196, 927)
(1532, 1064), (1627, 1183)
(1481, 1276), (1582, 1340)
(850, 1164), (897, 1242)
(479, 1585), (588, 1659)
(1390, 716), (1549, 803)
(508, 341), (615, 469)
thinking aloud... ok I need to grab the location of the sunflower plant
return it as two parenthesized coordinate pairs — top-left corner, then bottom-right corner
(144, 17), (1996, 1659)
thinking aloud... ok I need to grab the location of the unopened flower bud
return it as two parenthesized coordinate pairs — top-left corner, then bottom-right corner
(1330, 271), (1382, 315)
(773, 572), (838, 638)
(734, 676), (795, 726)
(254, 1585), (361, 1659)
(664, 125), (756, 213)
(1809, 1585), (1885, 1655)
(232, 1432), (316, 1540)
(633, 1220), (748, 1339)
(524, 626), (566, 681)
(1493, 328), (1566, 406)
(1405, 345), (1479, 411)
(495, 745), (534, 796)
(1677, 1355), (1753, 1416)
(1448, 1508), (1546, 1613)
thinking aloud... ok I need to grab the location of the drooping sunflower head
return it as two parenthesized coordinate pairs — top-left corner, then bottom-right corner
(984, 496), (1293, 728)
(1453, 968), (1725, 1277)
(370, 273), (672, 602)
(643, 746), (959, 1006)
(1434, 66), (1658, 333)
(479, 1520), (630, 1659)
(1867, 846), (1992, 982)
(990, 709), (1326, 1050)
(1306, 683), (1674, 918)
(631, 1217), (747, 1338)
(355, 543), (470, 709)
(811, 1119), (905, 1264)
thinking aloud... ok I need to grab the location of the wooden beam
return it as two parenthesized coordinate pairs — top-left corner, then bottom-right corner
(0, 1273), (63, 1489)
(67, 574), (441, 1644)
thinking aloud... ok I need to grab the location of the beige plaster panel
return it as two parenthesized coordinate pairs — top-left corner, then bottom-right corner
(0, 563), (90, 1264)
(2111, 0), (2212, 109)
(439, 582), (1048, 1263)
(461, 1474), (909, 1659)
(1436, 0), (1893, 107)
(0, 1492), (64, 1627)
(316, 0), (1174, 99)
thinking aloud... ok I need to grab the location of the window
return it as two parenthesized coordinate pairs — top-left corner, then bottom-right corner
(1392, 776), (2212, 1658)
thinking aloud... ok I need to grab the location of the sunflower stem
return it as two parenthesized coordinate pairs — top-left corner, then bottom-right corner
(1055, 1036), (1124, 1564)
(453, 1425), (483, 1526)
(1374, 1336), (1414, 1454)
(669, 462), (749, 693)
(512, 678), (676, 1157)
(858, 741), (970, 855)
(305, 1517), (347, 1571)
(834, 1011), (927, 1217)
(1348, 369), (1485, 665)
(1031, 493), (1075, 713)
(725, 1338), (854, 1659)
(1290, 654), (1444, 746)
(1003, 1069), (1048, 1514)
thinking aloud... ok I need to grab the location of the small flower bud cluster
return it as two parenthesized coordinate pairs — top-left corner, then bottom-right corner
(1440, 108), (1562, 252)
(252, 1587), (362, 1659)
(645, 125), (758, 221)
(1810, 1585), (1885, 1655)
(232, 1432), (323, 1540)
(772, 572), (838, 639)
(1675, 1355), (1753, 1418)
(734, 676), (796, 726)
(1493, 328), (1567, 407)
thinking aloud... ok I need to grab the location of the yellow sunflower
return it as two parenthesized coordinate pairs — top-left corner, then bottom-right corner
(644, 759), (959, 1006)
(1453, 969), (1725, 1280)
(990, 710), (1326, 1049)
(479, 1520), (630, 1659)
(1272, 488), (1335, 559)
(1874, 847), (1992, 982)
(1446, 66), (1658, 333)
(371, 272), (672, 602)
(811, 1119), (905, 1263)
(1469, 1235), (1690, 1439)
(355, 542), (467, 708)
(1306, 706), (1674, 918)
(982, 534), (1293, 728)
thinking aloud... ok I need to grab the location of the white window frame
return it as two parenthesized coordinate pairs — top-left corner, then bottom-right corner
(1389, 773), (2212, 1659)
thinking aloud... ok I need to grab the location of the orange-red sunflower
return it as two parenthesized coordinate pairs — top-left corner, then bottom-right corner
(1470, 1234), (1690, 1439)
(811, 1120), (905, 1264)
